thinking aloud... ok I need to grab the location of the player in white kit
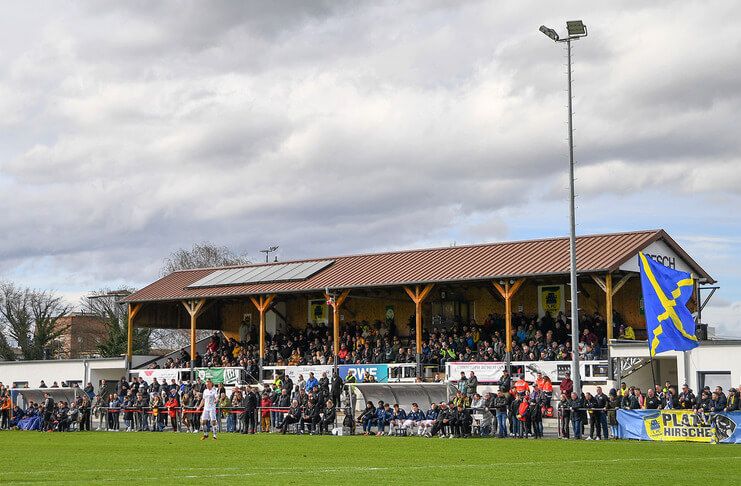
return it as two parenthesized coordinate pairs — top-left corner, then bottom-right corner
(199, 379), (219, 440)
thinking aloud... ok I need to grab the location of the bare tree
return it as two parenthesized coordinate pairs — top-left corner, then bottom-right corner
(0, 283), (70, 360)
(84, 289), (151, 357)
(152, 242), (248, 351)
(161, 242), (249, 276)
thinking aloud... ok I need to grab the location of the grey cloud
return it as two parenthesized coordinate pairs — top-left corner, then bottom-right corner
(0, 0), (739, 316)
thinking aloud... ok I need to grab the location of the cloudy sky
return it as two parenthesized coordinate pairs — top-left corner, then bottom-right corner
(1, 1), (739, 336)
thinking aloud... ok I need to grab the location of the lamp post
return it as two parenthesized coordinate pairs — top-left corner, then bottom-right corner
(540, 20), (588, 395)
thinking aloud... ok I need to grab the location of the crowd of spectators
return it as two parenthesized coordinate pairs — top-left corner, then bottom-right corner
(0, 382), (94, 432)
(2, 372), (739, 439)
(149, 310), (616, 373)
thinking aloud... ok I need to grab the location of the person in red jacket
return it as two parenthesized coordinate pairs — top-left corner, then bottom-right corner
(260, 393), (272, 432)
(560, 372), (574, 397)
(516, 399), (530, 438)
(165, 393), (179, 432)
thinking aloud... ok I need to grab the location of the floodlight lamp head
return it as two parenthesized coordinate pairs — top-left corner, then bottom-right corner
(539, 25), (559, 41)
(566, 20), (587, 37)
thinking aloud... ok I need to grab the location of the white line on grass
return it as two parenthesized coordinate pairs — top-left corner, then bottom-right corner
(9, 456), (741, 484)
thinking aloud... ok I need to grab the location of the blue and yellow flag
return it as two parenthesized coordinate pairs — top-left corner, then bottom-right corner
(638, 252), (698, 356)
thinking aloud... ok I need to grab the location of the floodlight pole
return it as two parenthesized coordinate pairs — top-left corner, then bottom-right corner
(565, 37), (581, 396)
(541, 22), (587, 395)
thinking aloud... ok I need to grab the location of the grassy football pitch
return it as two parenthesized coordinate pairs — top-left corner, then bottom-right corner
(2, 431), (739, 484)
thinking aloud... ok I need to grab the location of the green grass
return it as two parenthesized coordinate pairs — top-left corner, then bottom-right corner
(1, 431), (739, 484)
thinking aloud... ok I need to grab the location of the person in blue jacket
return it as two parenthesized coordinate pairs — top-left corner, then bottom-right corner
(403, 403), (426, 435)
(388, 404), (407, 435)
(304, 372), (319, 393)
(375, 402), (392, 436)
(420, 403), (439, 437)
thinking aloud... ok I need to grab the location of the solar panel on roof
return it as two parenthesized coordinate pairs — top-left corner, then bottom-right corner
(186, 260), (335, 288)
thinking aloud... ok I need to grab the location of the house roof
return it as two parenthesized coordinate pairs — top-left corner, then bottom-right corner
(122, 229), (714, 303)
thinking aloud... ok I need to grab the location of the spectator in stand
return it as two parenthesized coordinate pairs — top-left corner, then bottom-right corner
(467, 371), (478, 397)
(305, 373), (319, 393)
(559, 372), (573, 398)
(678, 384), (696, 409)
(644, 389), (660, 410)
(715, 386), (728, 409)
(621, 388), (639, 410)
(726, 388), (739, 412)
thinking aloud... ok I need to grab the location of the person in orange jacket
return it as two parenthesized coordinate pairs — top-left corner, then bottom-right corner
(514, 375), (530, 396)
(0, 393), (11, 430)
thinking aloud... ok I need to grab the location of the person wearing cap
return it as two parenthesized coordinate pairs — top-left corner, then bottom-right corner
(725, 388), (738, 412)
(678, 384), (695, 409)
(499, 370), (511, 393)
(714, 386), (728, 409)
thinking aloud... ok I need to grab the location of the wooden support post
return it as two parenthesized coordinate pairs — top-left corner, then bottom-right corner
(492, 279), (525, 369)
(181, 299), (206, 381)
(592, 273), (631, 342)
(605, 273), (613, 340)
(249, 294), (277, 383)
(127, 303), (142, 371)
(325, 290), (351, 372)
(404, 283), (435, 378)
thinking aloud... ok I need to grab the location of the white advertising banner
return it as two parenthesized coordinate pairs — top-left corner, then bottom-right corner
(446, 360), (608, 383)
(134, 369), (179, 383)
(279, 365), (333, 384)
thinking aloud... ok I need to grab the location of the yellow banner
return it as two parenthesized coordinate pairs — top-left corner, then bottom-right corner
(643, 410), (715, 442)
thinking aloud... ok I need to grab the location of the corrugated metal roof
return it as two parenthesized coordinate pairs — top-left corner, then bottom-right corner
(122, 229), (714, 303)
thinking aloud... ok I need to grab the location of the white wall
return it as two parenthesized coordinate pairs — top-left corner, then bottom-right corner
(0, 358), (127, 389)
(611, 341), (741, 393)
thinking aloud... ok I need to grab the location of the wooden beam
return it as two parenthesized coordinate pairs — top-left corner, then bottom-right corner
(606, 273), (614, 341)
(612, 274), (632, 296)
(485, 286), (504, 303)
(418, 283), (435, 303)
(591, 275), (607, 293)
(335, 289), (351, 308)
(492, 281), (507, 299)
(127, 303), (142, 367)
(509, 278), (525, 298)
(504, 282), (512, 353)
(403, 286), (418, 302)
